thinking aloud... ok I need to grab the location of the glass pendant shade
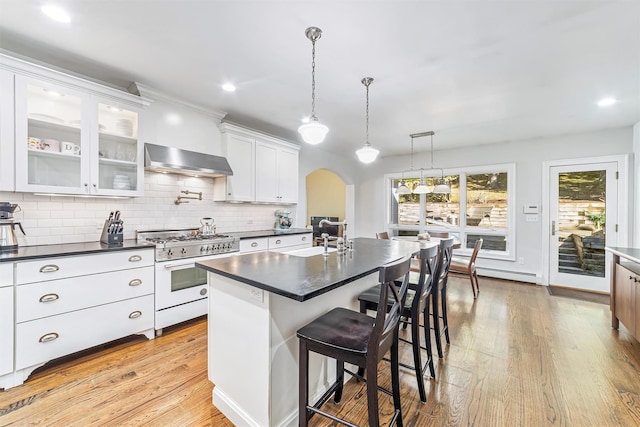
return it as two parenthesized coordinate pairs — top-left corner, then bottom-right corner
(356, 144), (379, 164)
(432, 177), (451, 194)
(413, 180), (430, 194)
(396, 182), (412, 194)
(298, 119), (329, 145)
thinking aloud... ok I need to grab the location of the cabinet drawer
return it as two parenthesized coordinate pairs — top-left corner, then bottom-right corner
(0, 263), (13, 287)
(17, 266), (154, 323)
(16, 249), (153, 284)
(268, 233), (312, 250)
(240, 238), (268, 253)
(16, 294), (153, 370)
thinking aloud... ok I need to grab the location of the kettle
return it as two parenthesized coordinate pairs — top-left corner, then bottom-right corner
(0, 220), (25, 252)
(200, 217), (216, 236)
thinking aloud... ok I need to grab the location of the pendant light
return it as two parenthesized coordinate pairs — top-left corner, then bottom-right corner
(356, 77), (380, 163)
(406, 131), (451, 194)
(298, 27), (329, 145)
(427, 131), (451, 194)
(412, 133), (430, 194)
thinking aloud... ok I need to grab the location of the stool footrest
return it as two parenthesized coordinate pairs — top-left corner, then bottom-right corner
(306, 406), (359, 427)
(343, 367), (394, 397)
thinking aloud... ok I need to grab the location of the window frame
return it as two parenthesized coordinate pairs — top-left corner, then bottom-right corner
(385, 163), (516, 261)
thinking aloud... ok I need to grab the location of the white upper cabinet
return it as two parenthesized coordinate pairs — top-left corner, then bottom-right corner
(2, 53), (149, 196)
(0, 69), (14, 191)
(215, 123), (300, 204)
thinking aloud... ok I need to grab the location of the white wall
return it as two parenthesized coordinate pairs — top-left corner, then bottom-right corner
(354, 127), (634, 282)
(634, 121), (640, 246)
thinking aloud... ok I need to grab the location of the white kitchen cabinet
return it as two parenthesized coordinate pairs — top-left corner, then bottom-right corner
(267, 233), (312, 253)
(2, 53), (149, 196)
(4, 248), (155, 389)
(0, 263), (14, 380)
(255, 141), (299, 203)
(215, 123), (300, 204)
(0, 69), (14, 191)
(239, 237), (269, 253)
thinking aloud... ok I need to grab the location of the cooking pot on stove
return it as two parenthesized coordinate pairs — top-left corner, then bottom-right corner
(200, 217), (216, 236)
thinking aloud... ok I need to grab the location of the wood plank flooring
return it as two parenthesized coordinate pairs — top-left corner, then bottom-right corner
(2, 276), (640, 426)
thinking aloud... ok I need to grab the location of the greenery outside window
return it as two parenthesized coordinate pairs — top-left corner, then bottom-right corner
(386, 164), (516, 260)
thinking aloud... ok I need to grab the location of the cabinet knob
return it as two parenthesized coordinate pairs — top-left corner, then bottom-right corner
(128, 255), (142, 262)
(93, 183), (97, 188)
(129, 311), (142, 319)
(84, 183), (88, 188)
(251, 242), (258, 247)
(129, 279), (143, 287)
(39, 293), (60, 303)
(39, 332), (59, 343)
(39, 264), (60, 273)
(275, 239), (281, 245)
(302, 236), (307, 241)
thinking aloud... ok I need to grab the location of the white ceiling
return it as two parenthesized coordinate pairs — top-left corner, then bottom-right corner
(1, 1), (638, 159)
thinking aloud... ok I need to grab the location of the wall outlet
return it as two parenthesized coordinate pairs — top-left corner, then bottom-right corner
(96, 221), (104, 230)
(518, 257), (525, 265)
(249, 288), (263, 302)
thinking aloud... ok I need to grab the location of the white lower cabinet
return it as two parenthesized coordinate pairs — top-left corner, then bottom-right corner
(268, 233), (312, 253)
(0, 248), (155, 389)
(0, 286), (13, 378)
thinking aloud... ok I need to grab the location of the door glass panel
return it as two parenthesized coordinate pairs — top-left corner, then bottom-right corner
(98, 103), (138, 191)
(26, 84), (82, 187)
(557, 170), (606, 277)
(171, 267), (207, 292)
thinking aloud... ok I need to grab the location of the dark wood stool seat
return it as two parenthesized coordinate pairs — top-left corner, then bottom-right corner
(357, 245), (438, 403)
(297, 255), (412, 427)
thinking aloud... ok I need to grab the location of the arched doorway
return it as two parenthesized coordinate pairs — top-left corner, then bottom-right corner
(306, 169), (347, 241)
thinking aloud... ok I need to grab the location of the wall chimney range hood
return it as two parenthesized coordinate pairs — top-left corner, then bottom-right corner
(144, 143), (233, 178)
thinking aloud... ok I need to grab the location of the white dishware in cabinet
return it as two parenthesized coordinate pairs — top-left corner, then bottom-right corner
(16, 266), (154, 323)
(12, 71), (146, 196)
(15, 294), (154, 370)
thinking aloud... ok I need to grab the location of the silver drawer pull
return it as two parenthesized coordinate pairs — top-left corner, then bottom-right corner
(39, 264), (60, 273)
(275, 239), (282, 245)
(128, 279), (143, 287)
(302, 236), (307, 241)
(39, 332), (59, 343)
(129, 311), (142, 319)
(128, 255), (143, 262)
(251, 242), (258, 247)
(39, 293), (60, 303)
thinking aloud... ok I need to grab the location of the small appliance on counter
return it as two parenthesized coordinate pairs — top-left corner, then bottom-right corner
(100, 210), (123, 245)
(0, 202), (25, 252)
(274, 209), (292, 230)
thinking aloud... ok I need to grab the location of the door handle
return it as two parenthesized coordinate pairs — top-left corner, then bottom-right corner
(551, 220), (556, 236)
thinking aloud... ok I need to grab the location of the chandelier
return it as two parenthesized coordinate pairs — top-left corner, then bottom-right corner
(397, 131), (451, 195)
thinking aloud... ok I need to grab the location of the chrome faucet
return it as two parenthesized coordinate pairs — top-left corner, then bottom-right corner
(319, 219), (349, 253)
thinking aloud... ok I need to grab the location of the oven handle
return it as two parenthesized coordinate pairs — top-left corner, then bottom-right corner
(163, 261), (196, 270)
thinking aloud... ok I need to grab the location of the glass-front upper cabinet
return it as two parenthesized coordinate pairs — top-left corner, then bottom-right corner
(14, 75), (144, 196)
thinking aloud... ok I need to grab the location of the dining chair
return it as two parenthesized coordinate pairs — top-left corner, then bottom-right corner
(431, 237), (454, 358)
(376, 231), (390, 239)
(450, 238), (483, 298)
(357, 244), (439, 402)
(297, 255), (412, 427)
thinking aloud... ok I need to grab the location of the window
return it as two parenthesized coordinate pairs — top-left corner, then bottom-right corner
(386, 164), (515, 260)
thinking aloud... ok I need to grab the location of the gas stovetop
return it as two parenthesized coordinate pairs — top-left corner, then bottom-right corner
(137, 228), (240, 261)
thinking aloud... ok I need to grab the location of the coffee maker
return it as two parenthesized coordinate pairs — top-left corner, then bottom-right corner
(0, 203), (25, 251)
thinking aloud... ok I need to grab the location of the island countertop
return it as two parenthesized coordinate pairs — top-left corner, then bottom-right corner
(196, 237), (420, 301)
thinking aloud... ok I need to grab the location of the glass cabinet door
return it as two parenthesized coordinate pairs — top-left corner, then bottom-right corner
(15, 76), (88, 193)
(95, 102), (140, 194)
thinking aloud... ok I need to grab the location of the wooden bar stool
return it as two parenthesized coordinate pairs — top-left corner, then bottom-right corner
(297, 255), (412, 427)
(431, 237), (454, 358)
(357, 245), (439, 402)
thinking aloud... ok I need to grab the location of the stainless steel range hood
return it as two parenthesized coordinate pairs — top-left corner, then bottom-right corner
(144, 143), (233, 178)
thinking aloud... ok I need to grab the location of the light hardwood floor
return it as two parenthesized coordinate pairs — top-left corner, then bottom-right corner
(2, 276), (640, 426)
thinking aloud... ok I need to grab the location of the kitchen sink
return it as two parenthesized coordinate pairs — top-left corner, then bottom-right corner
(285, 246), (336, 257)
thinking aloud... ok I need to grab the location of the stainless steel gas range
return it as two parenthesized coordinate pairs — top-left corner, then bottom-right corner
(137, 228), (240, 335)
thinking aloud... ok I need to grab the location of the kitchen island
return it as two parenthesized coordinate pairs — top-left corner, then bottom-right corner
(607, 247), (640, 338)
(196, 237), (420, 427)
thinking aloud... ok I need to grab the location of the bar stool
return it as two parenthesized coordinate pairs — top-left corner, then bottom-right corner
(297, 255), (412, 427)
(357, 244), (439, 402)
(432, 237), (454, 358)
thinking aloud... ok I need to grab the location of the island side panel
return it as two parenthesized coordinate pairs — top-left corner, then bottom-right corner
(208, 273), (272, 427)
(269, 272), (379, 426)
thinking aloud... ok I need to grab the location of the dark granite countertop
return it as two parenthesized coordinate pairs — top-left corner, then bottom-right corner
(0, 240), (154, 263)
(227, 228), (311, 239)
(196, 237), (420, 302)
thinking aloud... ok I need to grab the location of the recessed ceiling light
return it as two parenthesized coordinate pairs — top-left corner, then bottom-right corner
(41, 5), (71, 23)
(222, 83), (236, 92)
(597, 97), (617, 107)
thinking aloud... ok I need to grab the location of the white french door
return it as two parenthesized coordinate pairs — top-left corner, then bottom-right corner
(548, 160), (619, 292)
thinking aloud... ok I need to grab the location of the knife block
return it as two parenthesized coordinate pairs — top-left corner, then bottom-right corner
(100, 219), (123, 245)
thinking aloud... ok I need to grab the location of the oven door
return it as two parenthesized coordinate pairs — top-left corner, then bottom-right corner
(155, 253), (233, 310)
